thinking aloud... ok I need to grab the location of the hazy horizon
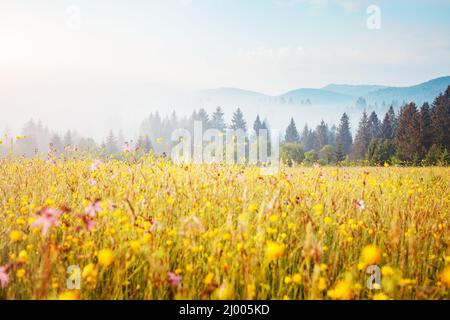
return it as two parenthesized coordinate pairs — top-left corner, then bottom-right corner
(1, 0), (450, 139)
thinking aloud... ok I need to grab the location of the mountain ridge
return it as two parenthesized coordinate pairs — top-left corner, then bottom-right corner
(196, 76), (450, 107)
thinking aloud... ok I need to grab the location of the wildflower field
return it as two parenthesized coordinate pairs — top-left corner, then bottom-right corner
(1, 156), (449, 300)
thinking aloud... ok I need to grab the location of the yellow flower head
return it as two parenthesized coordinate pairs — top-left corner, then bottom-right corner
(381, 265), (395, 277)
(327, 280), (353, 300)
(373, 292), (389, 300)
(313, 203), (324, 216)
(16, 268), (26, 278)
(9, 230), (23, 242)
(18, 250), (29, 263)
(82, 263), (98, 281)
(98, 249), (115, 267)
(360, 245), (381, 267)
(440, 266), (450, 288)
(248, 203), (258, 213)
(293, 273), (302, 284)
(58, 290), (80, 300)
(266, 241), (285, 261)
(130, 240), (141, 251)
(203, 272), (214, 286)
(216, 282), (234, 300)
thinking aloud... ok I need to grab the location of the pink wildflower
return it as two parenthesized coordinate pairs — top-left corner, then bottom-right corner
(80, 213), (97, 232)
(123, 143), (132, 153)
(167, 272), (182, 289)
(355, 199), (365, 211)
(85, 200), (102, 218)
(91, 159), (102, 171)
(149, 219), (158, 233)
(32, 207), (62, 236)
(0, 266), (9, 288)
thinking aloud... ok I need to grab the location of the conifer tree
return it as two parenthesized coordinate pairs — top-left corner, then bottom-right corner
(314, 120), (329, 150)
(230, 108), (247, 131)
(105, 130), (119, 155)
(431, 86), (450, 149)
(336, 113), (353, 155)
(380, 106), (396, 140)
(335, 142), (345, 162)
(301, 124), (314, 151)
(197, 108), (210, 130)
(63, 130), (74, 147)
(395, 103), (421, 161)
(253, 115), (263, 135)
(368, 111), (381, 140)
(144, 135), (153, 153)
(210, 107), (227, 132)
(418, 102), (433, 156)
(284, 118), (300, 143)
(50, 133), (63, 153)
(352, 111), (371, 160)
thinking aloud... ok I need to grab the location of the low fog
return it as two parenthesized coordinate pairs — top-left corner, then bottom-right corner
(1, 75), (360, 143)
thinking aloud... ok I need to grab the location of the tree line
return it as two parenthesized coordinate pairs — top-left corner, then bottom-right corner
(282, 86), (450, 166)
(1, 86), (448, 166)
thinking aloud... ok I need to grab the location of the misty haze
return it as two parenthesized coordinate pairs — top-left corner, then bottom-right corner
(1, 0), (450, 305)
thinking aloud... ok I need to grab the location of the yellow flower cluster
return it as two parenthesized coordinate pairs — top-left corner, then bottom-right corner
(0, 155), (449, 300)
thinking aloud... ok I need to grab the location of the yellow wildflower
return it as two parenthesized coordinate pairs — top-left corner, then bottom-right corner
(265, 241), (285, 261)
(98, 249), (114, 267)
(10, 230), (23, 242)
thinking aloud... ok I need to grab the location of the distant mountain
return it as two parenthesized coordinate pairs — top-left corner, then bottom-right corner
(322, 84), (388, 97)
(199, 87), (269, 99)
(196, 87), (270, 106)
(196, 76), (450, 109)
(365, 76), (450, 106)
(279, 88), (355, 105)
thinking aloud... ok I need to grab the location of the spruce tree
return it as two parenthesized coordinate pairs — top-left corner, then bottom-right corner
(197, 108), (210, 130)
(105, 130), (119, 155)
(210, 107), (227, 132)
(63, 130), (73, 147)
(144, 135), (153, 153)
(230, 108), (247, 131)
(328, 124), (337, 147)
(261, 119), (269, 133)
(380, 106), (396, 140)
(431, 86), (450, 149)
(395, 103), (421, 162)
(314, 120), (329, 150)
(418, 103), (433, 156)
(260, 119), (271, 157)
(335, 143), (345, 162)
(368, 111), (381, 140)
(50, 133), (63, 153)
(285, 118), (300, 143)
(301, 125), (314, 151)
(352, 111), (371, 160)
(356, 97), (367, 109)
(336, 113), (353, 155)
(136, 136), (145, 152)
(253, 115), (263, 135)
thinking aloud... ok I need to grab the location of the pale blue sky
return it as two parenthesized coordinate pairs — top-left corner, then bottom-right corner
(1, 0), (449, 94)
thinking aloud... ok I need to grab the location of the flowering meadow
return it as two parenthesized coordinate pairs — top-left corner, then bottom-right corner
(0, 155), (449, 300)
